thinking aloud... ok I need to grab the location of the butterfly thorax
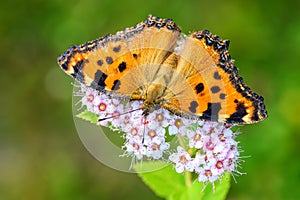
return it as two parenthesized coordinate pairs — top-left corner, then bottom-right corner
(141, 83), (167, 115)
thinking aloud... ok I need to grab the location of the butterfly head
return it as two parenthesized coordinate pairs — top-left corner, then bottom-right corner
(141, 83), (167, 115)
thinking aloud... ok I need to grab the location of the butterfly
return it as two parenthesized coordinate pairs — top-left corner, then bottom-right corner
(57, 14), (267, 124)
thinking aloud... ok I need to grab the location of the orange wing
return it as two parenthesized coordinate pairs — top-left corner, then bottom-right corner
(57, 15), (267, 124)
(57, 15), (181, 98)
(161, 30), (267, 124)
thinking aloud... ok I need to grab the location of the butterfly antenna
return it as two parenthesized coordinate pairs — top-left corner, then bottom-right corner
(98, 107), (142, 122)
(142, 117), (145, 144)
(142, 115), (149, 144)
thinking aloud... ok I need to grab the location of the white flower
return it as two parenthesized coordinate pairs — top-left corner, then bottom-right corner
(197, 168), (219, 183)
(169, 146), (195, 173)
(146, 142), (170, 159)
(80, 86), (98, 111)
(124, 137), (146, 160)
(147, 108), (171, 129)
(168, 117), (192, 136)
(143, 128), (166, 145)
(187, 130), (204, 149)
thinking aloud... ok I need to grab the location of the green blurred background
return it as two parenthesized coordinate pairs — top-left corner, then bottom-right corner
(1, 0), (300, 199)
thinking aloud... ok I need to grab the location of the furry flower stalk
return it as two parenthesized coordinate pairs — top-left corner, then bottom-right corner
(76, 83), (241, 184)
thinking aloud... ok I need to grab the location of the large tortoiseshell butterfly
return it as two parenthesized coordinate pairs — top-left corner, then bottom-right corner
(57, 15), (267, 124)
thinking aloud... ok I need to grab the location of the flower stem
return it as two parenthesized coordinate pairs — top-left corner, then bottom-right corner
(177, 134), (193, 186)
(184, 171), (192, 187)
(177, 134), (185, 148)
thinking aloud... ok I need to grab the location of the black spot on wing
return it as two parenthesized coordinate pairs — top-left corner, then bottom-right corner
(118, 62), (127, 72)
(71, 60), (86, 83)
(71, 70), (85, 83)
(106, 56), (113, 64)
(214, 71), (221, 80)
(91, 70), (108, 90)
(97, 59), (103, 66)
(111, 80), (121, 90)
(219, 93), (226, 99)
(113, 45), (121, 52)
(195, 83), (204, 94)
(61, 63), (68, 70)
(211, 86), (221, 93)
(226, 103), (247, 123)
(189, 101), (198, 113)
(201, 103), (221, 121)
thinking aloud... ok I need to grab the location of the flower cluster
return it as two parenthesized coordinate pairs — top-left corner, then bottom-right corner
(79, 85), (172, 160)
(170, 123), (239, 182)
(77, 84), (240, 183)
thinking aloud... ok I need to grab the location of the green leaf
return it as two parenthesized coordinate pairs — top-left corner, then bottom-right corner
(134, 161), (231, 200)
(168, 181), (204, 200)
(76, 110), (98, 124)
(134, 161), (185, 198)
